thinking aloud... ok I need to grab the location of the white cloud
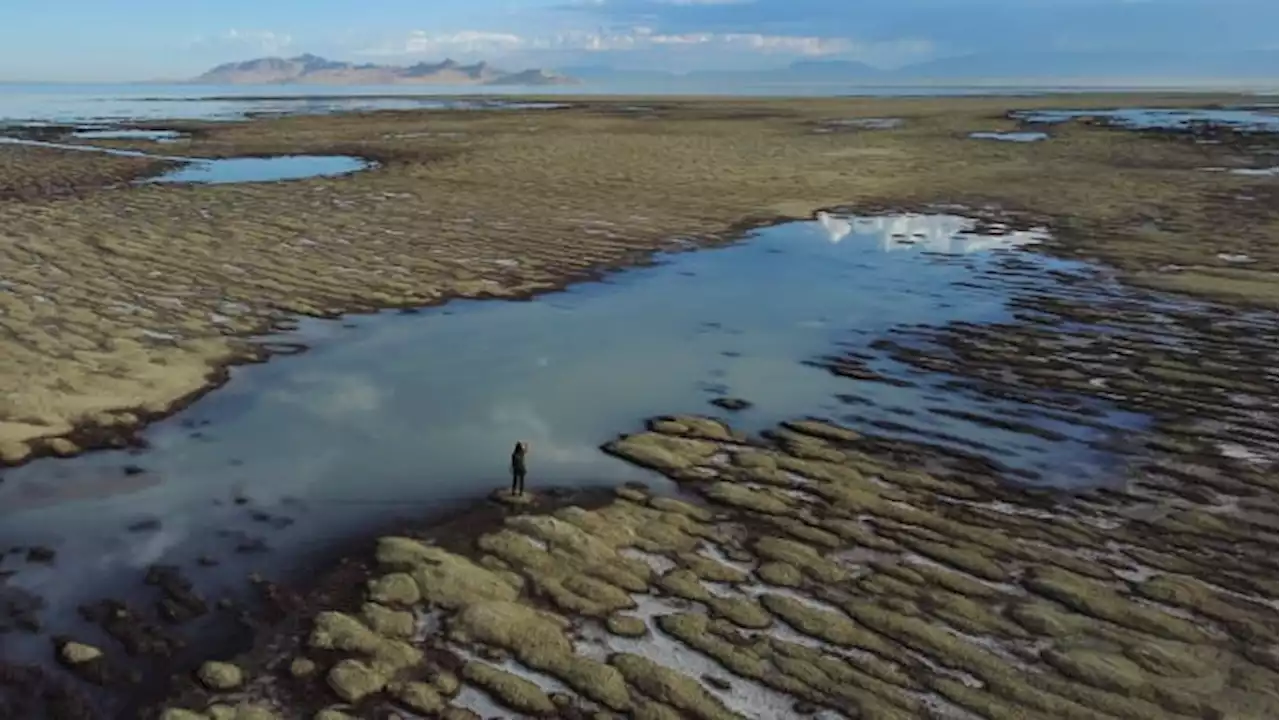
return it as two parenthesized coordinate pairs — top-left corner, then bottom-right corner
(359, 25), (862, 59)
(191, 28), (294, 55)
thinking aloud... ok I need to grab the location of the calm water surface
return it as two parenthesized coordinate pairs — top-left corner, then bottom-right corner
(0, 213), (1151, 666)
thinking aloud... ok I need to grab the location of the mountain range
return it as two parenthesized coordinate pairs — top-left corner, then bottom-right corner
(191, 49), (1275, 87)
(191, 53), (578, 86)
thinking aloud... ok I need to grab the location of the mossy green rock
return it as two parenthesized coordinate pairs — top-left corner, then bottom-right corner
(197, 661), (244, 691)
(390, 680), (444, 714)
(160, 710), (207, 720)
(289, 657), (317, 678)
(461, 661), (558, 715)
(756, 562), (803, 587)
(610, 653), (736, 720)
(326, 658), (387, 702)
(367, 571), (421, 606)
(1042, 646), (1147, 694)
(361, 602), (416, 638)
(314, 709), (356, 720)
(606, 613), (649, 638)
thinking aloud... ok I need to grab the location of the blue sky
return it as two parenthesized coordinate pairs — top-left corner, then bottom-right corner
(0, 0), (1275, 81)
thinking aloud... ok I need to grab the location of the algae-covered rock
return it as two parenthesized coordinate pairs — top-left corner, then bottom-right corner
(461, 661), (558, 715)
(442, 708), (482, 720)
(390, 680), (444, 714)
(703, 482), (794, 515)
(1122, 640), (1214, 678)
(649, 496), (713, 521)
(59, 641), (103, 665)
(708, 595), (773, 629)
(603, 432), (720, 476)
(756, 562), (804, 587)
(361, 602), (416, 638)
(1042, 646), (1147, 694)
(650, 415), (736, 441)
(206, 705), (236, 720)
(314, 708), (356, 720)
(326, 658), (387, 702)
(610, 653), (736, 720)
(376, 538), (521, 609)
(160, 710), (207, 720)
(606, 613), (649, 638)
(753, 537), (846, 583)
(1023, 567), (1209, 643)
(431, 668), (461, 696)
(309, 611), (423, 673)
(1009, 601), (1087, 637)
(675, 548), (747, 584)
(449, 600), (572, 663)
(760, 594), (892, 654)
(289, 657), (317, 678)
(367, 572), (422, 606)
(197, 661), (244, 691)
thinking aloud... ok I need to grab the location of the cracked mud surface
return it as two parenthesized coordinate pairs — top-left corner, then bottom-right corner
(147, 414), (1276, 720)
(0, 93), (1275, 464)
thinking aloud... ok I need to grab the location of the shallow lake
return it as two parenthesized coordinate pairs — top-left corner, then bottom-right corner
(70, 128), (184, 142)
(969, 131), (1048, 142)
(1012, 106), (1279, 132)
(0, 212), (1152, 666)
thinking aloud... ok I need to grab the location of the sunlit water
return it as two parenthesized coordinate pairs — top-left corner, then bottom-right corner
(0, 213), (1150, 667)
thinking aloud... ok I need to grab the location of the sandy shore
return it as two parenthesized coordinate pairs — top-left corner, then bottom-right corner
(0, 93), (1276, 467)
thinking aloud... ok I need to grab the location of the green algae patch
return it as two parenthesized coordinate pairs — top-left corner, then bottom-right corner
(702, 482), (795, 515)
(308, 611), (423, 674)
(461, 661), (558, 715)
(197, 661), (244, 691)
(759, 593), (897, 657)
(326, 658), (387, 702)
(1042, 645), (1148, 694)
(602, 432), (720, 477)
(479, 527), (637, 616)
(314, 709), (356, 720)
(753, 537), (847, 583)
(367, 572), (421, 606)
(389, 680), (445, 714)
(360, 602), (416, 639)
(1023, 566), (1211, 643)
(610, 653), (737, 720)
(449, 600), (631, 710)
(375, 537), (522, 609)
(756, 561), (804, 587)
(676, 551), (749, 583)
(1009, 600), (1090, 637)
(606, 613), (649, 638)
(649, 496), (713, 522)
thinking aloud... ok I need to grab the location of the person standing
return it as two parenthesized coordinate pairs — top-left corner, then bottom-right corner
(510, 441), (529, 496)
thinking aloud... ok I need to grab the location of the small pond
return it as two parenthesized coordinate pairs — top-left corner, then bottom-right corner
(146, 155), (369, 184)
(969, 131), (1047, 142)
(0, 212), (1155, 667)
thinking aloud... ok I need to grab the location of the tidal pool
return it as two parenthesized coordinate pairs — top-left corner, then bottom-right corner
(0, 213), (1150, 667)
(70, 128), (184, 142)
(145, 155), (369, 184)
(1011, 106), (1279, 132)
(0, 136), (370, 184)
(969, 131), (1047, 142)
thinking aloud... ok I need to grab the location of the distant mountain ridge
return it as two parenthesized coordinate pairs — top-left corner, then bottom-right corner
(191, 53), (578, 86)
